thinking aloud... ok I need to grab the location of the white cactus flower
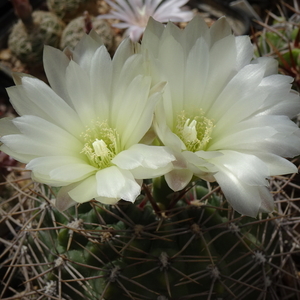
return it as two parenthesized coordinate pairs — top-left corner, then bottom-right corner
(99, 0), (193, 41)
(140, 16), (300, 217)
(0, 31), (175, 210)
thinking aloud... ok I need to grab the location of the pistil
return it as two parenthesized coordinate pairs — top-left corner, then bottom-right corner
(175, 110), (214, 152)
(81, 120), (120, 169)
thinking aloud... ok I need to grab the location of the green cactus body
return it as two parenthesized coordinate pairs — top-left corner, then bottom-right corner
(13, 181), (298, 300)
(255, 19), (300, 86)
(47, 0), (98, 22)
(60, 16), (114, 50)
(8, 11), (65, 66)
(257, 28), (299, 61)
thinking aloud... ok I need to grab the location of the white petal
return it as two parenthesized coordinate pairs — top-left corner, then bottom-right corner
(65, 60), (95, 123)
(27, 156), (96, 181)
(209, 17), (232, 46)
(235, 36), (253, 70)
(142, 18), (164, 57)
(251, 57), (278, 77)
(207, 63), (266, 124)
(183, 16), (209, 50)
(55, 184), (78, 211)
(209, 127), (277, 151)
(165, 169), (193, 191)
(153, 101), (184, 150)
(0, 117), (20, 135)
(183, 151), (218, 175)
(68, 175), (98, 203)
(258, 187), (275, 213)
(264, 130), (300, 158)
(17, 77), (82, 134)
(247, 152), (297, 176)
(90, 46), (111, 120)
(1, 116), (83, 157)
(0, 144), (35, 163)
(210, 150), (269, 186)
(95, 166), (141, 202)
(72, 32), (103, 72)
(43, 46), (72, 103)
(123, 94), (158, 147)
(259, 91), (300, 118)
(195, 150), (223, 160)
(212, 115), (300, 157)
(256, 78), (300, 118)
(202, 34), (238, 112)
(12, 72), (35, 85)
(128, 27), (145, 42)
(157, 31), (185, 114)
(212, 113), (299, 149)
(89, 28), (106, 45)
(164, 20), (184, 42)
(94, 196), (120, 205)
(8, 76), (83, 134)
(214, 169), (273, 217)
(7, 85), (50, 119)
(184, 37), (209, 112)
(130, 163), (173, 179)
(210, 151), (274, 217)
(260, 73), (293, 87)
(31, 171), (73, 186)
(112, 38), (136, 77)
(112, 55), (142, 102)
(112, 144), (175, 179)
(111, 75), (155, 147)
(112, 144), (175, 169)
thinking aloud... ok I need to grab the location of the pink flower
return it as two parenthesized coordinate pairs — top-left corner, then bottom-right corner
(99, 0), (193, 41)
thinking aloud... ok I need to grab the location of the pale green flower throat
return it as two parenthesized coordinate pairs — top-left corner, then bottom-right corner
(175, 110), (214, 152)
(81, 120), (120, 169)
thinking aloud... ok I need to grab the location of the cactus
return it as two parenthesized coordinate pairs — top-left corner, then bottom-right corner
(1, 3), (300, 299)
(60, 13), (114, 51)
(47, 0), (98, 22)
(254, 3), (300, 91)
(1, 175), (299, 300)
(8, 9), (65, 66)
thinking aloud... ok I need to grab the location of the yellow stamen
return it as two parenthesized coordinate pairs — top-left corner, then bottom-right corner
(175, 110), (214, 152)
(81, 120), (120, 169)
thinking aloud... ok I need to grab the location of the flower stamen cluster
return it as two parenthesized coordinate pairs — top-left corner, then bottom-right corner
(175, 110), (214, 152)
(81, 120), (119, 169)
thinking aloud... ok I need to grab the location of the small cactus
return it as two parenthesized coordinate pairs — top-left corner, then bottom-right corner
(8, 0), (65, 66)
(60, 13), (114, 51)
(47, 0), (98, 22)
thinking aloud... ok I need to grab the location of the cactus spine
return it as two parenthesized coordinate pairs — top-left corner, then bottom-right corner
(1, 177), (299, 299)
